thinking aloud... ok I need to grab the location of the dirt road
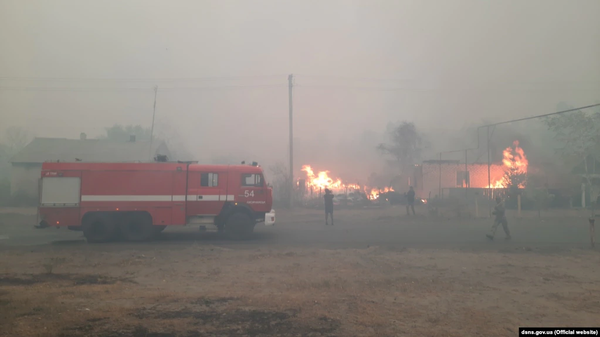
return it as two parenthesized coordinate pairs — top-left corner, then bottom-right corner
(1, 207), (599, 336)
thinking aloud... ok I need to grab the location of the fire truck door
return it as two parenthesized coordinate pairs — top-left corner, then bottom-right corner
(187, 171), (224, 216)
(171, 169), (187, 225)
(238, 173), (267, 206)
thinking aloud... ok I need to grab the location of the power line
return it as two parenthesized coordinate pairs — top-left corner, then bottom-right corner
(295, 74), (600, 85)
(0, 84), (287, 92)
(0, 87), (153, 92)
(0, 74), (288, 82)
(479, 103), (600, 128)
(295, 84), (432, 92)
(295, 74), (415, 82)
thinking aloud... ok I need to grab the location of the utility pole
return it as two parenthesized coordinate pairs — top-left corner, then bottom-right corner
(464, 149), (468, 198)
(288, 74), (294, 208)
(149, 85), (158, 161)
(487, 126), (491, 217)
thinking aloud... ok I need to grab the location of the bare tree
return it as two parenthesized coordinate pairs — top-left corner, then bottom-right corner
(377, 121), (426, 175)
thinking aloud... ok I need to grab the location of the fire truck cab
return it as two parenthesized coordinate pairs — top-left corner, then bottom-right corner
(37, 162), (275, 242)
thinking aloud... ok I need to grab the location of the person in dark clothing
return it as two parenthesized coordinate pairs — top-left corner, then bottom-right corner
(406, 186), (416, 215)
(486, 196), (511, 241)
(324, 188), (334, 225)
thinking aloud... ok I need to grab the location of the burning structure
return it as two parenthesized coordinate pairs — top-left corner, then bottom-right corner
(420, 141), (529, 198)
(297, 165), (394, 201)
(297, 141), (530, 204)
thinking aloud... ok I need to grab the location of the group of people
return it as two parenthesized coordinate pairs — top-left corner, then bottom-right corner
(323, 187), (511, 241)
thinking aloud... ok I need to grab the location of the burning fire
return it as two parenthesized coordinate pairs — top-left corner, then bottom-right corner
(299, 165), (393, 200)
(366, 186), (394, 200)
(301, 165), (345, 191)
(488, 140), (528, 188)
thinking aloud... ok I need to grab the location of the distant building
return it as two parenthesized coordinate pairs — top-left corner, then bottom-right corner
(10, 134), (171, 199)
(420, 160), (506, 198)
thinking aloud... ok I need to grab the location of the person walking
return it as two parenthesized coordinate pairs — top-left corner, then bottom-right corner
(324, 188), (334, 226)
(486, 196), (511, 241)
(406, 186), (416, 215)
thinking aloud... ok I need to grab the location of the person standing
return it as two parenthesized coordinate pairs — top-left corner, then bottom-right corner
(324, 188), (334, 226)
(486, 196), (511, 240)
(406, 186), (416, 215)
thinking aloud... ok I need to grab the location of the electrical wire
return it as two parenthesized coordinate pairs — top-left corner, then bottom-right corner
(0, 74), (288, 82)
(0, 84), (287, 92)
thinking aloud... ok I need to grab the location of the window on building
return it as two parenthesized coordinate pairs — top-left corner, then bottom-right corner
(200, 173), (218, 187)
(242, 173), (263, 187)
(457, 171), (470, 187)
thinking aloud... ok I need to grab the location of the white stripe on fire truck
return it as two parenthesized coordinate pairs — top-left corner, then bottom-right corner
(174, 195), (236, 201)
(81, 195), (172, 202)
(81, 195), (236, 202)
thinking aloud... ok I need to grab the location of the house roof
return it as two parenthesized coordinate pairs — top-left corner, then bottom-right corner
(11, 138), (171, 164)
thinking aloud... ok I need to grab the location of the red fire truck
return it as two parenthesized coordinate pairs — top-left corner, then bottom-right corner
(36, 161), (275, 242)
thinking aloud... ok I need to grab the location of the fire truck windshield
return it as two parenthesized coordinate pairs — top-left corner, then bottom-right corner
(241, 173), (263, 187)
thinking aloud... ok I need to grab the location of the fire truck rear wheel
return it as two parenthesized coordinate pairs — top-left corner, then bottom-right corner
(120, 212), (156, 242)
(82, 213), (117, 243)
(224, 213), (254, 240)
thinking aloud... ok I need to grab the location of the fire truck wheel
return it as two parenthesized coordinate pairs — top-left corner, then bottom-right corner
(214, 216), (225, 233)
(82, 213), (117, 243)
(224, 213), (254, 240)
(154, 225), (167, 234)
(120, 212), (156, 242)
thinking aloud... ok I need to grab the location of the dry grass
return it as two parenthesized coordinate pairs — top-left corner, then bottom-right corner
(2, 206), (600, 336)
(1, 244), (600, 337)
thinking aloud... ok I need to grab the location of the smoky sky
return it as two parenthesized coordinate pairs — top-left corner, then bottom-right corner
(1, 0), (599, 180)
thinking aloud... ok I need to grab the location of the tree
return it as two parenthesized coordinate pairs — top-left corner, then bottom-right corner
(153, 119), (192, 160)
(99, 123), (191, 161)
(0, 127), (30, 180)
(377, 121), (426, 175)
(0, 143), (11, 180)
(545, 106), (600, 213)
(5, 127), (29, 154)
(100, 125), (152, 142)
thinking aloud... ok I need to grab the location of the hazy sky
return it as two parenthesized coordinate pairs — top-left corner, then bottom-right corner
(1, 0), (599, 180)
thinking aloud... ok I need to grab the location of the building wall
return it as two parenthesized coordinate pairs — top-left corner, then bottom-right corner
(10, 164), (42, 199)
(422, 163), (505, 198)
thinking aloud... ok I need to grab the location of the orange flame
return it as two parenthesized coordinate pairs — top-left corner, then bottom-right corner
(301, 165), (343, 191)
(487, 140), (528, 188)
(299, 165), (393, 200)
(366, 186), (395, 200)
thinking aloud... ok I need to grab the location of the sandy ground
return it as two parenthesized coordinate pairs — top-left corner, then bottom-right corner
(1, 206), (599, 337)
